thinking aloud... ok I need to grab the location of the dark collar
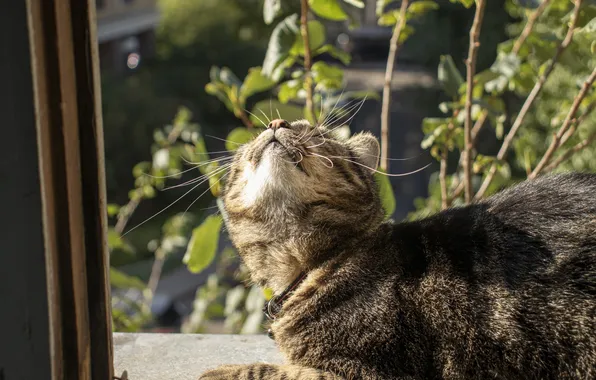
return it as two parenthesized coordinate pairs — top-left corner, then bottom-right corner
(263, 272), (307, 321)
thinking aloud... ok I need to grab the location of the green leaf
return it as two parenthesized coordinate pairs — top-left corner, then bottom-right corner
(591, 40), (596, 54)
(262, 14), (300, 78)
(374, 170), (396, 219)
(226, 127), (257, 151)
(407, 1), (439, 19)
(107, 204), (120, 217)
(110, 268), (146, 290)
(343, 0), (365, 8)
(107, 228), (135, 253)
(308, 0), (348, 21)
(205, 82), (236, 113)
(290, 20), (326, 56)
(278, 79), (304, 103)
(578, 17), (596, 34)
(438, 55), (464, 99)
(378, 10), (399, 26)
(263, 0), (282, 24)
(311, 61), (344, 90)
(183, 215), (223, 274)
(315, 44), (352, 65)
(240, 67), (276, 102)
(449, 0), (474, 8)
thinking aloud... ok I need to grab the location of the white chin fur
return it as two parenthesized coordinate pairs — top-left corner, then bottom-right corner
(240, 149), (297, 208)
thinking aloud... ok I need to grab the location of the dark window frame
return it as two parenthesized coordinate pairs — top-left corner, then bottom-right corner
(1, 0), (113, 378)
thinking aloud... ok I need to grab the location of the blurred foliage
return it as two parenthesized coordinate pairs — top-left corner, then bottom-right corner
(410, 0), (596, 220)
(107, 0), (595, 334)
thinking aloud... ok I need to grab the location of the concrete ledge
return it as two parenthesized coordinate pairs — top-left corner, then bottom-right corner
(114, 333), (284, 380)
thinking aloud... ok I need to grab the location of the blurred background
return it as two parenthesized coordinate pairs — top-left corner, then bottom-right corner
(98, 0), (596, 334)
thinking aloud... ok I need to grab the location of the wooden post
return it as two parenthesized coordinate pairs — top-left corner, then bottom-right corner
(0, 0), (113, 379)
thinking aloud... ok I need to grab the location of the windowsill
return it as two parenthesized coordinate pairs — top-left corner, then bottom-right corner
(113, 333), (283, 379)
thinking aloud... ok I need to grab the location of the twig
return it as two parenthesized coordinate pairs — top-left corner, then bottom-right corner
(238, 111), (255, 129)
(474, 0), (584, 200)
(543, 130), (596, 173)
(463, 0), (487, 203)
(560, 101), (596, 146)
(512, 0), (551, 55)
(440, 147), (449, 210)
(448, 108), (488, 204)
(529, 66), (596, 178)
(380, 0), (410, 171)
(300, 0), (316, 123)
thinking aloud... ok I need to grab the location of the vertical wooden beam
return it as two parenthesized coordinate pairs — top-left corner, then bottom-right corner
(0, 0), (115, 379)
(0, 2), (54, 378)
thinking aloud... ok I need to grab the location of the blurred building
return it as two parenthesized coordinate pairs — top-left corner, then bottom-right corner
(96, 0), (160, 73)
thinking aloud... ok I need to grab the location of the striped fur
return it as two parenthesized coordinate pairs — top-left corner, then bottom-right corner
(199, 119), (596, 379)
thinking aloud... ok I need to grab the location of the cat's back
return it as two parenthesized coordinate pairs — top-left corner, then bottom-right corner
(484, 172), (596, 228)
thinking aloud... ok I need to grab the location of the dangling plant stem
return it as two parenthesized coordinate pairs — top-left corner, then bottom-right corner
(463, 0), (487, 203)
(300, 0), (316, 123)
(380, 0), (410, 172)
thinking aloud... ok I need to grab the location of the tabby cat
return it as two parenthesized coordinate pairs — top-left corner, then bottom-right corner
(199, 118), (596, 379)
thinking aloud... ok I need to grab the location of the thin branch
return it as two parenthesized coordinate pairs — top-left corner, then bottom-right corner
(512, 0), (551, 55)
(300, 0), (316, 123)
(543, 130), (596, 173)
(463, 0), (487, 203)
(448, 108), (488, 204)
(440, 147), (449, 210)
(380, 0), (410, 172)
(529, 66), (596, 178)
(238, 111), (255, 129)
(474, 0), (584, 200)
(560, 101), (596, 146)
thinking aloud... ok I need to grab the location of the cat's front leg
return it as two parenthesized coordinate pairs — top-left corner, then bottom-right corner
(198, 363), (342, 379)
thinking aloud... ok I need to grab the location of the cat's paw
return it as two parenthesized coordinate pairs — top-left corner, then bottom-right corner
(198, 365), (246, 380)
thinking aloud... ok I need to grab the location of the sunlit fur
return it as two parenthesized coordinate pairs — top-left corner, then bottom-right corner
(200, 119), (596, 380)
(221, 120), (383, 292)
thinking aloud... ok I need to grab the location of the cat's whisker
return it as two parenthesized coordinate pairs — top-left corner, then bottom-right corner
(321, 96), (368, 137)
(245, 109), (268, 127)
(329, 153), (424, 162)
(205, 134), (243, 145)
(121, 169), (223, 237)
(142, 165), (204, 179)
(331, 156), (433, 177)
(183, 172), (229, 216)
(258, 108), (272, 125)
(317, 99), (361, 133)
(162, 164), (231, 191)
(305, 137), (327, 149)
(297, 98), (361, 146)
(269, 98), (273, 122)
(180, 155), (234, 166)
(282, 151), (304, 165)
(320, 89), (345, 128)
(192, 149), (237, 155)
(308, 152), (334, 168)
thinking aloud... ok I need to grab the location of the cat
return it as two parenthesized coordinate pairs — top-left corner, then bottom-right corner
(199, 118), (596, 379)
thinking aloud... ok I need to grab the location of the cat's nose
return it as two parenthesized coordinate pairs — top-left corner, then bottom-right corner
(267, 119), (290, 130)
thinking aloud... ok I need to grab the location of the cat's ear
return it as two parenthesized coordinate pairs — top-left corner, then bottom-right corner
(346, 132), (380, 171)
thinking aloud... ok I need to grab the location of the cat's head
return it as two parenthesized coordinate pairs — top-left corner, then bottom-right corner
(221, 119), (384, 291)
